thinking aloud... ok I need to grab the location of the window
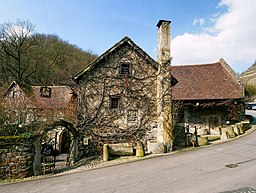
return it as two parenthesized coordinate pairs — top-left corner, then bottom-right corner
(119, 62), (131, 75)
(110, 96), (120, 109)
(40, 86), (52, 98)
(12, 91), (19, 99)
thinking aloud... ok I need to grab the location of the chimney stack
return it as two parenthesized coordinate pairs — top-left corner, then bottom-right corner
(156, 20), (171, 65)
(156, 20), (172, 148)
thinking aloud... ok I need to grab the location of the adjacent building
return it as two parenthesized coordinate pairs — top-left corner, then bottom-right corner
(3, 81), (77, 125)
(172, 58), (244, 135)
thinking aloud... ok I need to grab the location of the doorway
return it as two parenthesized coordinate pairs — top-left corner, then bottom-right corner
(59, 129), (70, 153)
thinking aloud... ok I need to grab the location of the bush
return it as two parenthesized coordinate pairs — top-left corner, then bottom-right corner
(244, 84), (256, 98)
(20, 132), (32, 138)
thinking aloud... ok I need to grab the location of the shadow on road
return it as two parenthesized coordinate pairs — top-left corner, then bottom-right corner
(245, 110), (256, 125)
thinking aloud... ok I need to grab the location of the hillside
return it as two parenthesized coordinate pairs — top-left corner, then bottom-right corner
(240, 61), (256, 85)
(0, 20), (97, 89)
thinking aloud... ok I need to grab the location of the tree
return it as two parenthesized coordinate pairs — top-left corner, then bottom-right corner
(33, 34), (97, 85)
(244, 84), (256, 98)
(0, 20), (38, 85)
(0, 20), (97, 87)
(0, 95), (7, 129)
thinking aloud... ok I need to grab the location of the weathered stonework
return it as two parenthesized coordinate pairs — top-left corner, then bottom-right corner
(0, 136), (38, 179)
(184, 106), (232, 135)
(74, 20), (174, 154)
(77, 42), (159, 154)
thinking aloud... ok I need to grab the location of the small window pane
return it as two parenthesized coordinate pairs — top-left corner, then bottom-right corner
(110, 97), (119, 109)
(40, 87), (52, 98)
(119, 63), (130, 75)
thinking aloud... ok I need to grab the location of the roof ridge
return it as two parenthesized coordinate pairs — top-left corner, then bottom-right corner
(32, 85), (70, 88)
(3, 81), (18, 96)
(173, 62), (220, 68)
(219, 58), (242, 84)
(172, 59), (244, 100)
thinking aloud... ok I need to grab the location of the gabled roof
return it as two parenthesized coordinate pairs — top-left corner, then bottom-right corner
(3, 81), (19, 97)
(171, 59), (244, 100)
(73, 36), (158, 83)
(3, 82), (76, 110)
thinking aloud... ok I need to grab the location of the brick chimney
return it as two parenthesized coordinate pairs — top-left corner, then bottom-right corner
(156, 20), (172, 148)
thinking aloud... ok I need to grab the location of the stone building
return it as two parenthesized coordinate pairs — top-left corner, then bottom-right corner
(74, 20), (175, 153)
(3, 81), (77, 126)
(171, 58), (244, 135)
(2, 81), (80, 173)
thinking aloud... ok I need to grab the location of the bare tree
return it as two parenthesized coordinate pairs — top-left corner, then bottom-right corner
(0, 20), (38, 84)
(0, 20), (97, 86)
(0, 95), (8, 128)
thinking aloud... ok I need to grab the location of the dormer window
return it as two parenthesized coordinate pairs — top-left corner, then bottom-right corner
(12, 91), (19, 99)
(119, 62), (131, 75)
(40, 86), (52, 98)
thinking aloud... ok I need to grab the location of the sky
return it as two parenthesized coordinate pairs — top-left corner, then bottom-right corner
(0, 0), (255, 73)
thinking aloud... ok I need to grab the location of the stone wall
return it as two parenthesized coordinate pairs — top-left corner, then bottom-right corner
(0, 136), (37, 179)
(184, 106), (228, 135)
(184, 102), (243, 136)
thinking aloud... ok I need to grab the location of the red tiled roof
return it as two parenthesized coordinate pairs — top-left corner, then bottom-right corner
(32, 86), (75, 109)
(171, 62), (244, 100)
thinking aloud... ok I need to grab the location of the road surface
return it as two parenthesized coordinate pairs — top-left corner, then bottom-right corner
(1, 124), (256, 192)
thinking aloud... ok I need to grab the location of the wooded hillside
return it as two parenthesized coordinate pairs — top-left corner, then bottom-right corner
(0, 20), (97, 91)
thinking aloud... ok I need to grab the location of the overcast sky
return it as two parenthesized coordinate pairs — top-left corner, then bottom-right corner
(0, 0), (255, 73)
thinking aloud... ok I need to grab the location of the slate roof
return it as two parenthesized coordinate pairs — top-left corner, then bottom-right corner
(171, 61), (244, 100)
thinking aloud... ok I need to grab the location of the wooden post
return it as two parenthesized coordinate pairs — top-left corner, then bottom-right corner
(194, 126), (198, 147)
(185, 125), (189, 147)
(53, 131), (57, 168)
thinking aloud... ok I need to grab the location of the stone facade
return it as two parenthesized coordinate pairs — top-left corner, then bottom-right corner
(76, 40), (159, 154)
(184, 106), (228, 135)
(2, 83), (79, 178)
(0, 136), (37, 179)
(171, 59), (244, 140)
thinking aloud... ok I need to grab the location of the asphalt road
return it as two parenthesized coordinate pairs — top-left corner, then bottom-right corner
(1, 123), (256, 192)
